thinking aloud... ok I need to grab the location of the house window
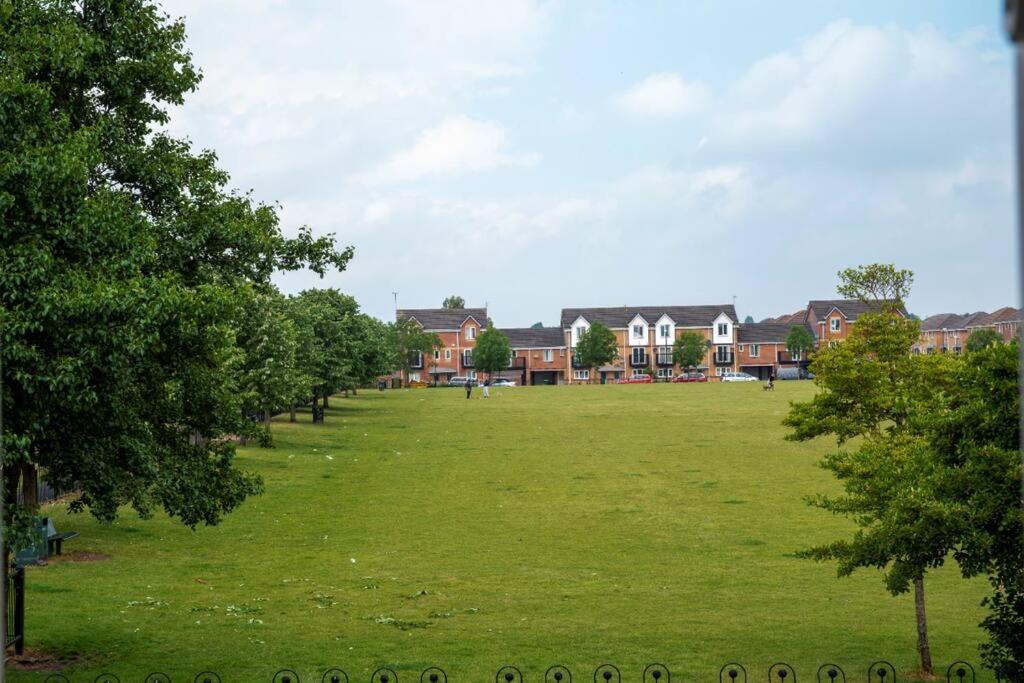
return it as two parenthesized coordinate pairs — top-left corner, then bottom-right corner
(791, 349), (802, 361)
(410, 351), (423, 368)
(463, 350), (473, 366)
(468, 370), (477, 380)
(828, 341), (839, 349)
(656, 346), (673, 364)
(717, 323), (728, 336)
(573, 369), (590, 380)
(657, 368), (672, 378)
(444, 349), (452, 360)
(560, 348), (565, 356)
(575, 326), (586, 341)
(830, 318), (841, 332)
(738, 344), (744, 352)
(543, 349), (553, 362)
(434, 350), (441, 360)
(633, 324), (645, 339)
(410, 372), (420, 382)
(466, 326), (476, 340)
(715, 367), (724, 377)
(715, 345), (731, 363)
(749, 344), (760, 358)
(659, 324), (670, 338)
(631, 347), (646, 365)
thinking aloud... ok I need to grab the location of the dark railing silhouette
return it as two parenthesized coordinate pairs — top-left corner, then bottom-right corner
(5, 564), (25, 654)
(30, 659), (994, 683)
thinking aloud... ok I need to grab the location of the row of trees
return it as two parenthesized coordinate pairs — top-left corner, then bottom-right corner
(784, 265), (1022, 679)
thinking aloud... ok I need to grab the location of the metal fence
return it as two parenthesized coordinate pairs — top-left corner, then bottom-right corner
(6, 564), (25, 655)
(15, 477), (76, 506)
(31, 660), (992, 683)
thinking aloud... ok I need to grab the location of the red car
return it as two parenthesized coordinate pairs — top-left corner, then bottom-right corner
(671, 372), (708, 383)
(616, 374), (652, 384)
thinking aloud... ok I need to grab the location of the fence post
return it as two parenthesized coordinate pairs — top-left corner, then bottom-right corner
(12, 565), (24, 655)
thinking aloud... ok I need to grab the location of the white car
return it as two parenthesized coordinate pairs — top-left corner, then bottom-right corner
(721, 372), (758, 382)
(490, 378), (516, 387)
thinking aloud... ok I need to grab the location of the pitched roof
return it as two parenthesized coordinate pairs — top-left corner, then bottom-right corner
(396, 308), (487, 330)
(499, 327), (566, 348)
(975, 306), (1021, 326)
(807, 299), (907, 322)
(921, 311), (989, 331)
(738, 322), (816, 344)
(760, 310), (806, 324)
(560, 305), (738, 329)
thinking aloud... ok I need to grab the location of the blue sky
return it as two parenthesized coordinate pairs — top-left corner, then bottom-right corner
(162, 1), (1015, 325)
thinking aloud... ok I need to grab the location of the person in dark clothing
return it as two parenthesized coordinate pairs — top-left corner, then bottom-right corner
(465, 379), (472, 399)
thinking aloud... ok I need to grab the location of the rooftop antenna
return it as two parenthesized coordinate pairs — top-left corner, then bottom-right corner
(392, 291), (398, 311)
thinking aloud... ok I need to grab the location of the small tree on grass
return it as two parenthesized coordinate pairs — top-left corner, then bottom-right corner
(390, 319), (441, 382)
(966, 328), (1002, 352)
(786, 325), (814, 363)
(784, 264), (951, 676)
(575, 322), (618, 382)
(673, 332), (706, 371)
(473, 327), (513, 379)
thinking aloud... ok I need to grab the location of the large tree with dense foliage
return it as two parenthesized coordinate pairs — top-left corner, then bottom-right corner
(574, 323), (618, 379)
(786, 325), (814, 362)
(673, 331), (706, 371)
(390, 319), (441, 381)
(0, 0), (351, 549)
(442, 295), (465, 309)
(966, 327), (1003, 353)
(784, 265), (950, 675)
(473, 327), (512, 377)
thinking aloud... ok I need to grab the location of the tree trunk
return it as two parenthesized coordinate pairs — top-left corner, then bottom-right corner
(310, 394), (318, 422)
(323, 393), (330, 408)
(21, 462), (38, 507)
(914, 576), (933, 675)
(263, 410), (271, 432)
(352, 387), (357, 396)
(289, 404), (296, 422)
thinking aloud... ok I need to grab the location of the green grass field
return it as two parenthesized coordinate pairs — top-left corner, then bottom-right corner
(12, 383), (993, 681)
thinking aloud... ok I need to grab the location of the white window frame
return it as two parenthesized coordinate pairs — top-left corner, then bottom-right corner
(738, 344), (744, 352)
(559, 348), (565, 356)
(463, 349), (473, 365)
(715, 367), (724, 377)
(444, 349), (452, 360)
(468, 370), (477, 380)
(657, 368), (672, 378)
(717, 323), (728, 336)
(573, 369), (590, 380)
(632, 324), (645, 339)
(791, 349), (802, 361)
(466, 326), (477, 340)
(656, 346), (673, 365)
(631, 347), (646, 365)
(715, 345), (731, 363)
(434, 350), (441, 360)
(659, 324), (670, 338)
(410, 372), (421, 382)
(749, 344), (760, 358)
(829, 340), (839, 349)
(543, 349), (553, 362)
(830, 318), (841, 332)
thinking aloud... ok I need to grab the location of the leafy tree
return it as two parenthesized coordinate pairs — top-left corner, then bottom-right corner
(743, 315), (754, 324)
(924, 342), (1022, 679)
(473, 327), (513, 377)
(836, 263), (913, 307)
(673, 332), (706, 371)
(235, 288), (307, 444)
(574, 322), (618, 379)
(967, 328), (1002, 352)
(345, 315), (394, 392)
(0, 0), (350, 558)
(784, 265), (951, 676)
(286, 289), (359, 421)
(786, 325), (815, 362)
(390, 319), (441, 381)
(442, 295), (465, 309)
(530, 321), (544, 328)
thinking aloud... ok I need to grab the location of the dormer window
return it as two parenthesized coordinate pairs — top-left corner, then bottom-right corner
(633, 324), (645, 339)
(466, 326), (476, 340)
(659, 324), (670, 338)
(830, 318), (841, 332)
(575, 326), (586, 339)
(717, 323), (728, 336)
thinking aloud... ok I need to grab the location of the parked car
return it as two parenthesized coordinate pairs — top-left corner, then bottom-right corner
(671, 372), (707, 383)
(616, 374), (652, 384)
(447, 376), (476, 387)
(721, 371), (758, 382)
(778, 367), (814, 380)
(491, 378), (516, 387)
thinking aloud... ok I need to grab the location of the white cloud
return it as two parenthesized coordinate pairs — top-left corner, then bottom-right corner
(614, 72), (709, 118)
(354, 116), (540, 185)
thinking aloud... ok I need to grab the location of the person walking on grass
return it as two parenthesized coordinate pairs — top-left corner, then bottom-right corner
(482, 378), (490, 398)
(465, 378), (473, 399)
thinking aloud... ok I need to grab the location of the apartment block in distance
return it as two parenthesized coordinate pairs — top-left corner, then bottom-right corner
(561, 305), (739, 383)
(499, 327), (568, 385)
(395, 307), (487, 385)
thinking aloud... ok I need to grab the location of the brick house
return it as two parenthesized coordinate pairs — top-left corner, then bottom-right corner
(805, 299), (907, 349)
(560, 305), (739, 383)
(916, 311), (987, 355)
(395, 307), (487, 385)
(971, 306), (1021, 342)
(736, 322), (816, 380)
(499, 327), (567, 385)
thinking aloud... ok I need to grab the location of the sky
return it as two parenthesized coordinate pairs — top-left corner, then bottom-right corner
(160, 1), (1016, 326)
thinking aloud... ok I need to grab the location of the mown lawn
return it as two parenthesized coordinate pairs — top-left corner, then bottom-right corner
(12, 383), (993, 681)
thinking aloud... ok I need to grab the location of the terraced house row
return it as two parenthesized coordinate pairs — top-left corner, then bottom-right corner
(395, 300), (1020, 385)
